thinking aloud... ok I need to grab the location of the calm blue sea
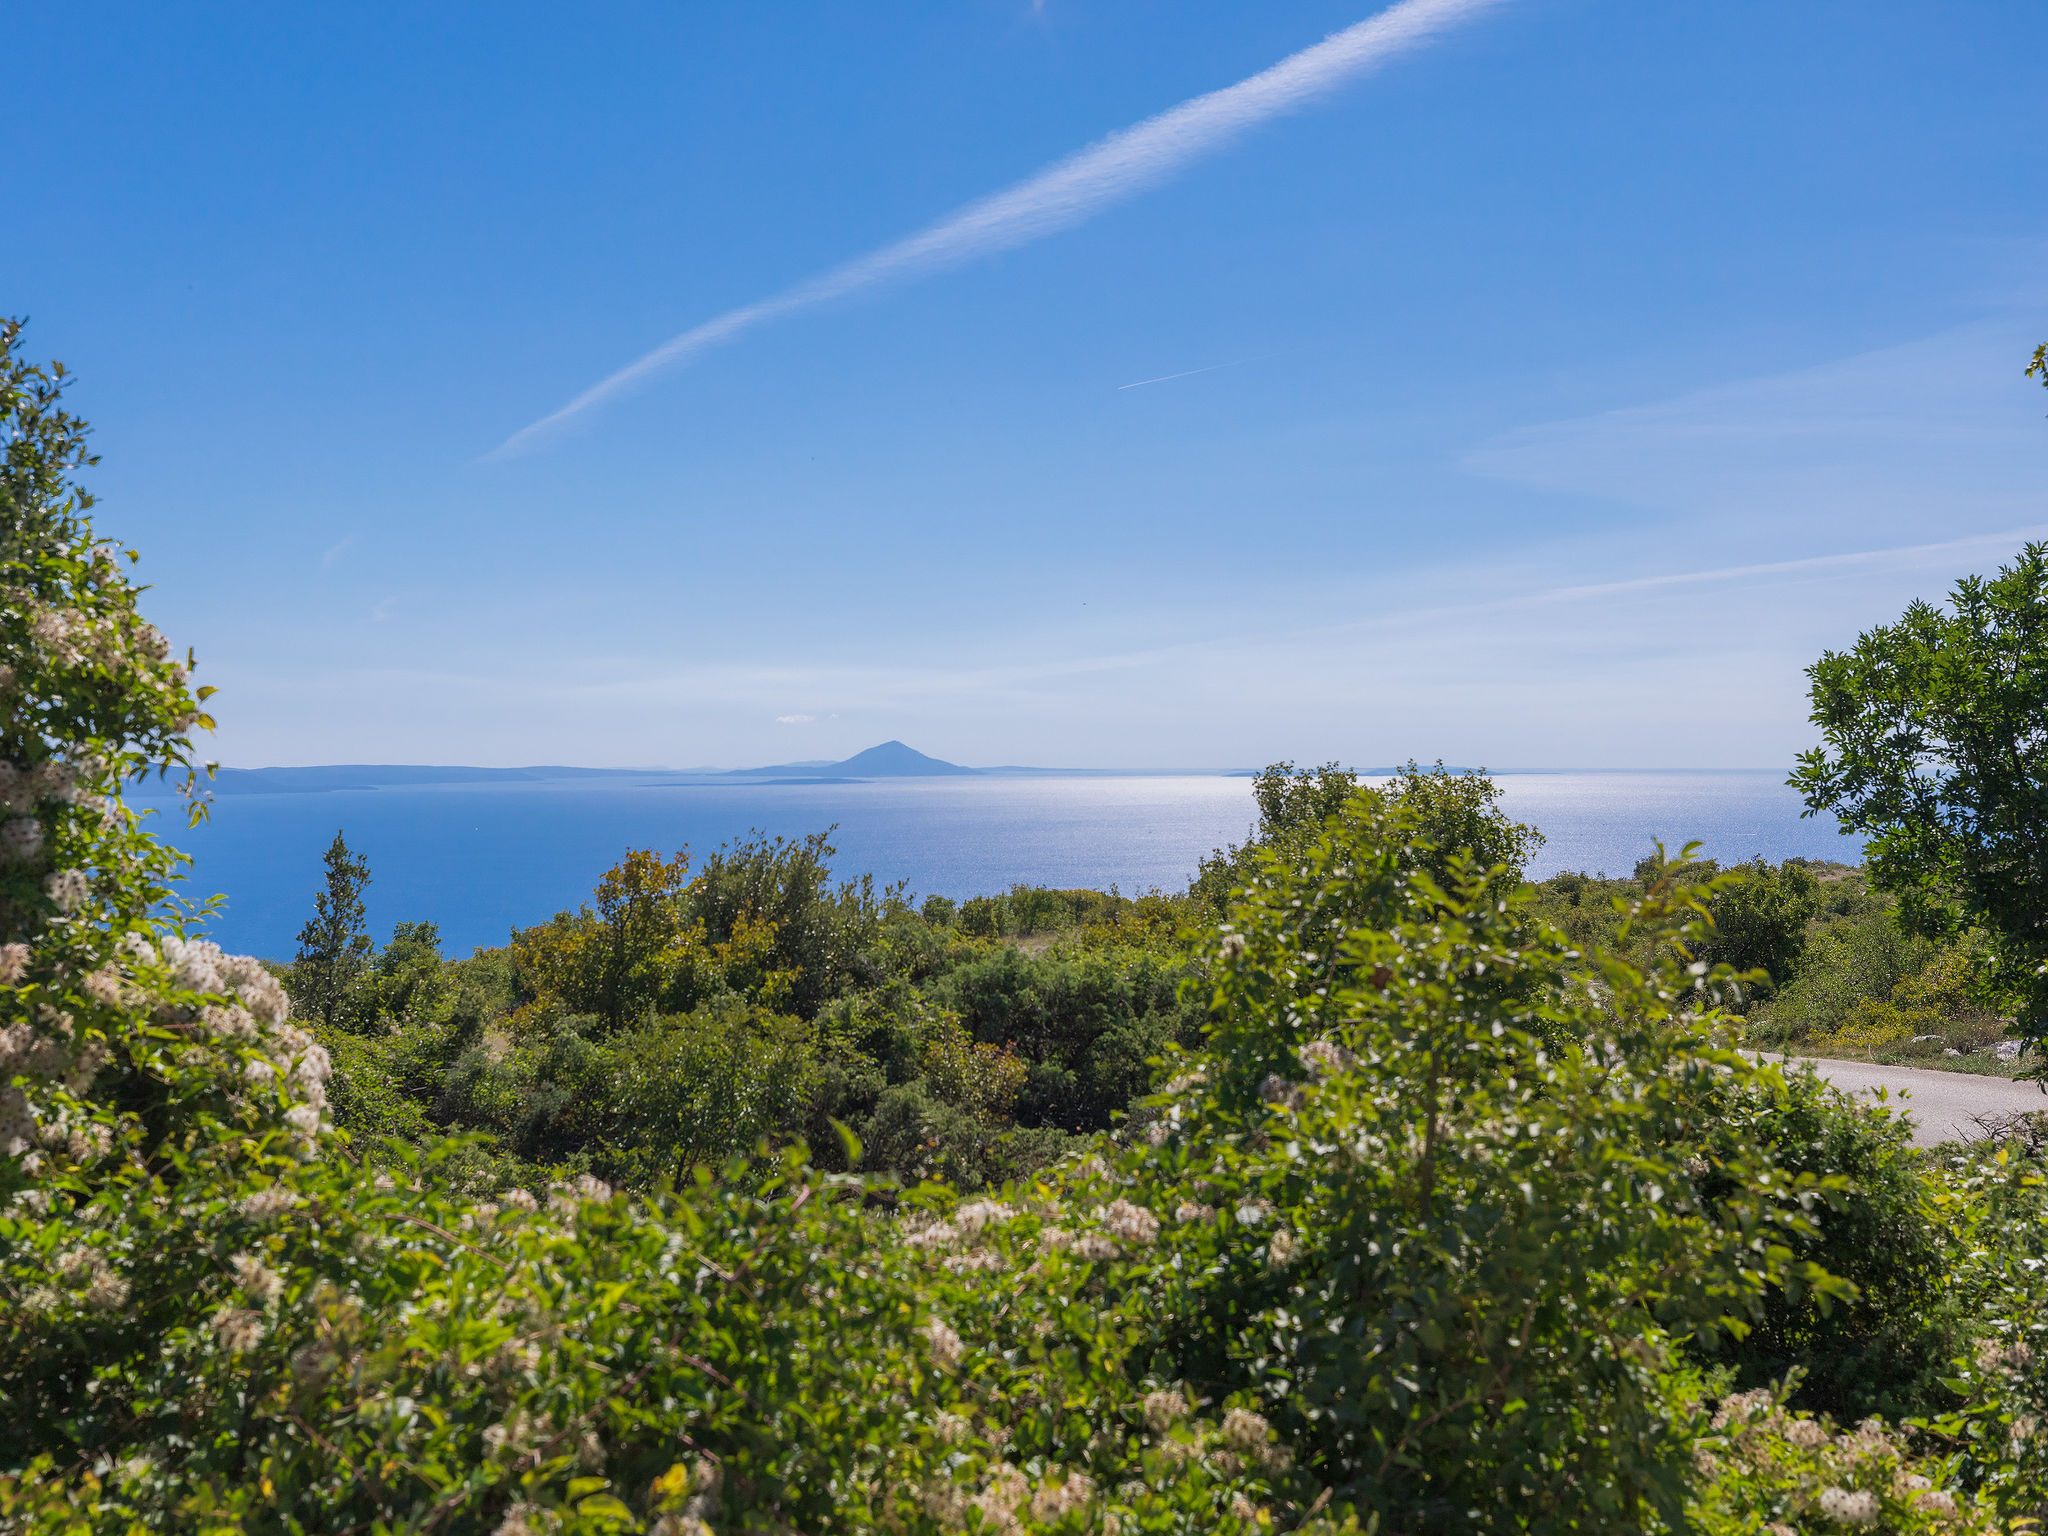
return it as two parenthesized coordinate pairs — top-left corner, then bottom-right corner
(127, 772), (1861, 960)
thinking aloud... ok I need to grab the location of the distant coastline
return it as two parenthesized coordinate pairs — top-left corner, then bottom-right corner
(202, 752), (1800, 797)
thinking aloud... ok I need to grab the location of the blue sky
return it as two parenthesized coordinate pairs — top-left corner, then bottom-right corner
(10, 1), (2045, 770)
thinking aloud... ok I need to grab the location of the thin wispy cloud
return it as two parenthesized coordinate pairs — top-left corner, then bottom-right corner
(490, 0), (1509, 458)
(775, 713), (816, 724)
(1117, 360), (1244, 391)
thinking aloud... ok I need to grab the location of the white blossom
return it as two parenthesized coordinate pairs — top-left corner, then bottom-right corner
(85, 1266), (129, 1309)
(31, 608), (84, 666)
(1266, 1227), (1300, 1269)
(902, 1218), (959, 1251)
(1142, 1390), (1188, 1431)
(1817, 1488), (1880, 1526)
(1784, 1417), (1828, 1448)
(1222, 1407), (1272, 1454)
(1, 817), (45, 863)
(81, 964), (125, 1005)
(952, 1199), (1014, 1235)
(1100, 1198), (1160, 1247)
(1031, 1472), (1094, 1522)
(1072, 1234), (1121, 1262)
(160, 935), (225, 996)
(920, 1316), (965, 1370)
(231, 1252), (285, 1306)
(201, 1003), (258, 1041)
(973, 1464), (1030, 1534)
(1297, 1039), (1358, 1077)
(44, 869), (89, 912)
(0, 943), (27, 986)
(210, 1305), (267, 1353)
(28, 761), (78, 804)
(238, 1185), (300, 1221)
(1259, 1073), (1307, 1111)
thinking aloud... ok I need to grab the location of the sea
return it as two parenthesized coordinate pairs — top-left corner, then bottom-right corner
(126, 771), (1862, 961)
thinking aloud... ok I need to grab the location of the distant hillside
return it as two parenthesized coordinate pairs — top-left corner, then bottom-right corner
(210, 765), (657, 795)
(739, 740), (978, 778)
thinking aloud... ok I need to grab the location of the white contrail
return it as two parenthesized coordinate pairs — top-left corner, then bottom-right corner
(1117, 361), (1244, 390)
(490, 0), (1509, 458)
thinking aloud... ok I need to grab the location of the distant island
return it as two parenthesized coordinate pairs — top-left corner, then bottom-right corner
(201, 748), (1454, 794)
(735, 740), (978, 778)
(210, 741), (983, 794)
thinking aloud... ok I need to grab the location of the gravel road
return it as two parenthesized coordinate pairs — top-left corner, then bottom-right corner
(1777, 1055), (2047, 1147)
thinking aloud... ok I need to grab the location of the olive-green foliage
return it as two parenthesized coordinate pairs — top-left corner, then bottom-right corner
(1690, 1065), (1967, 1422)
(927, 943), (1204, 1132)
(1925, 1130), (2048, 1515)
(1135, 805), (1845, 1532)
(1696, 858), (1821, 994)
(12, 325), (2048, 1533)
(1753, 902), (1934, 1047)
(1688, 1381), (2002, 1533)
(1793, 539), (2048, 1052)
(435, 1000), (827, 1186)
(1191, 758), (1542, 911)
(946, 883), (1186, 941)
(289, 829), (374, 1030)
(688, 828), (893, 1016)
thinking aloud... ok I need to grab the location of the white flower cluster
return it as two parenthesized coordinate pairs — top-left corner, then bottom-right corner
(210, 1304), (267, 1353)
(951, 1198), (1014, 1235)
(37, 1110), (112, 1164)
(0, 816), (43, 864)
(1142, 1389), (1189, 1432)
(29, 606), (87, 668)
(1816, 1486), (1880, 1526)
(54, 1243), (129, 1310)
(231, 1251), (285, 1306)
(1258, 1073), (1307, 1112)
(1297, 1038), (1358, 1078)
(920, 1316), (966, 1370)
(0, 942), (28, 986)
(1028, 1471), (1095, 1524)
(0, 759), (87, 814)
(1099, 1198), (1160, 1248)
(44, 868), (89, 913)
(122, 934), (329, 1149)
(547, 1173), (615, 1212)
(238, 1185), (301, 1222)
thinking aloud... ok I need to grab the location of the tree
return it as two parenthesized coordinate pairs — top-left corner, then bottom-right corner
(1385, 757), (1545, 890)
(292, 829), (373, 1029)
(1192, 759), (1542, 910)
(1791, 541), (2048, 1056)
(1701, 858), (1822, 996)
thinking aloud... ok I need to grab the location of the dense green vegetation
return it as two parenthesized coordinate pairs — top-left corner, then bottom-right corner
(8, 320), (2048, 1534)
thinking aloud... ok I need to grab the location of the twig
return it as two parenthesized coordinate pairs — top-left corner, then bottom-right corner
(385, 1210), (508, 1269)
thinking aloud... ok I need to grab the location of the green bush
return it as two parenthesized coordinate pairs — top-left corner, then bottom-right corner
(1690, 1064), (1967, 1421)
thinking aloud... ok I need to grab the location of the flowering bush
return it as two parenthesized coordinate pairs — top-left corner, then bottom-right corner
(6, 317), (2046, 1534)
(1689, 1384), (1994, 1532)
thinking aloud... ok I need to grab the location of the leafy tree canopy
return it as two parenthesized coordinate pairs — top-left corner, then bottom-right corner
(1791, 540), (2048, 1053)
